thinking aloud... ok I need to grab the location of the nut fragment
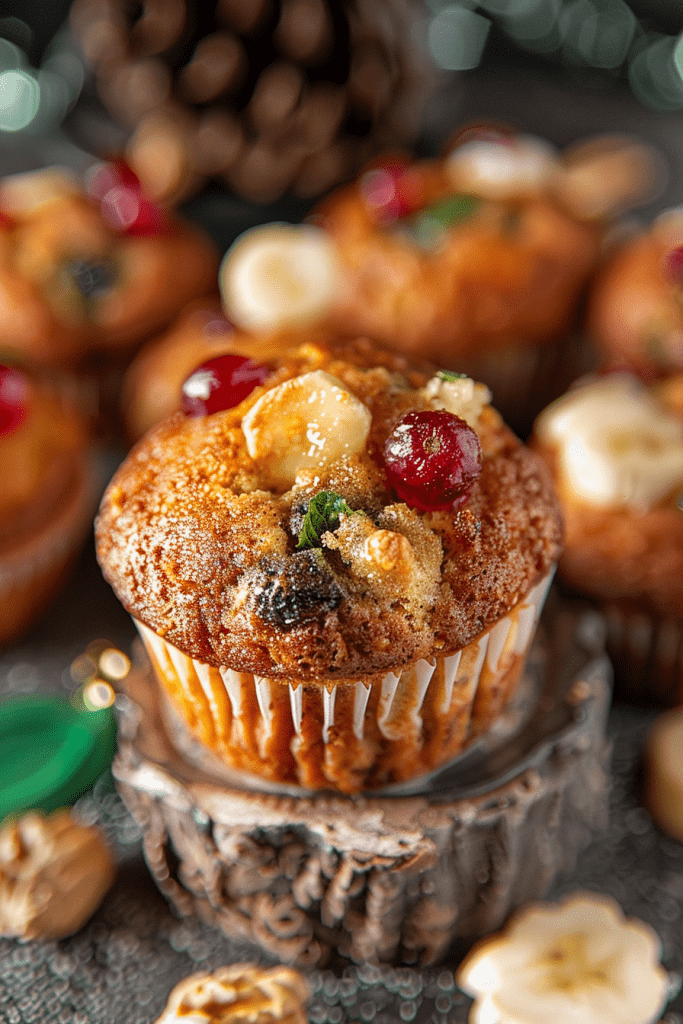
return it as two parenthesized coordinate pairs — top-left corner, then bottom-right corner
(644, 706), (683, 843)
(423, 374), (491, 428)
(0, 810), (116, 940)
(154, 963), (309, 1023)
(364, 529), (414, 573)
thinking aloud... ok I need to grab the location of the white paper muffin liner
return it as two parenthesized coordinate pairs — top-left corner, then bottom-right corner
(135, 572), (553, 793)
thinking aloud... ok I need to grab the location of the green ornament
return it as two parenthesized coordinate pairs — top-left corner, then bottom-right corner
(0, 692), (117, 822)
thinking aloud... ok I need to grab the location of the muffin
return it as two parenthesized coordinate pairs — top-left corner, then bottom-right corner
(306, 131), (660, 418)
(0, 163), (219, 368)
(0, 361), (95, 647)
(587, 207), (683, 379)
(96, 337), (562, 793)
(532, 371), (683, 705)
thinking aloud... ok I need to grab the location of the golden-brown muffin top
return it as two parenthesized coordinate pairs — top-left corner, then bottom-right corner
(97, 337), (562, 679)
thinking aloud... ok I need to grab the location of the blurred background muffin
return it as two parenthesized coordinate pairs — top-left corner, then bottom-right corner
(587, 207), (683, 379)
(0, 360), (96, 647)
(532, 370), (683, 706)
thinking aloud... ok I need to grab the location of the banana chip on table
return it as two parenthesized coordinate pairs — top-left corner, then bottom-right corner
(456, 892), (672, 1024)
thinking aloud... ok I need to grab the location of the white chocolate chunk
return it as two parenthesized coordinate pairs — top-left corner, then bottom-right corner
(423, 374), (491, 428)
(242, 370), (371, 489)
(457, 892), (670, 1024)
(535, 373), (683, 509)
(446, 135), (559, 199)
(219, 223), (341, 332)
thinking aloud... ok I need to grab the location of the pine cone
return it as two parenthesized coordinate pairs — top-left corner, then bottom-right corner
(70, 0), (432, 204)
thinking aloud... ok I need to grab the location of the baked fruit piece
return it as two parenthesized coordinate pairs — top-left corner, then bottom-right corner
(0, 362), (95, 647)
(96, 336), (562, 793)
(0, 163), (219, 368)
(532, 371), (683, 706)
(310, 131), (660, 367)
(587, 207), (683, 379)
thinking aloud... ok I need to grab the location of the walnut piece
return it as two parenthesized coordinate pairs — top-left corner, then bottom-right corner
(0, 810), (116, 940)
(154, 964), (309, 1024)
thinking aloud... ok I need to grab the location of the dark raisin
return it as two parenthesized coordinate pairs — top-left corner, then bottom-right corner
(68, 260), (116, 300)
(254, 552), (343, 629)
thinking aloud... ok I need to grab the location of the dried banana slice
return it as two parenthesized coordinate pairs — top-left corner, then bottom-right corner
(456, 891), (671, 1024)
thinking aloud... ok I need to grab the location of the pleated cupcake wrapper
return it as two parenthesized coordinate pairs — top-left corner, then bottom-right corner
(135, 571), (552, 792)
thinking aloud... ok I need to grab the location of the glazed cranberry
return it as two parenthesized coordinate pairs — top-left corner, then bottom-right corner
(360, 162), (422, 224)
(88, 159), (166, 236)
(181, 354), (270, 416)
(86, 159), (141, 203)
(100, 186), (165, 236)
(383, 409), (482, 512)
(664, 245), (683, 286)
(0, 365), (28, 436)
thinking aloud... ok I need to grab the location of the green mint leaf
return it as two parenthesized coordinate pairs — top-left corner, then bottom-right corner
(407, 194), (479, 250)
(436, 370), (468, 382)
(296, 491), (358, 550)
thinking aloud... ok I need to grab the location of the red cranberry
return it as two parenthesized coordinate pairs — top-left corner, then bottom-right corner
(383, 409), (482, 512)
(87, 159), (166, 236)
(664, 245), (683, 286)
(0, 211), (13, 230)
(0, 365), (29, 436)
(359, 162), (422, 224)
(86, 159), (141, 203)
(181, 354), (270, 416)
(100, 186), (165, 236)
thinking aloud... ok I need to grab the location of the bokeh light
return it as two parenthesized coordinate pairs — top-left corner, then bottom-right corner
(424, 0), (683, 111)
(0, 20), (85, 135)
(0, 69), (40, 131)
(428, 5), (492, 70)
